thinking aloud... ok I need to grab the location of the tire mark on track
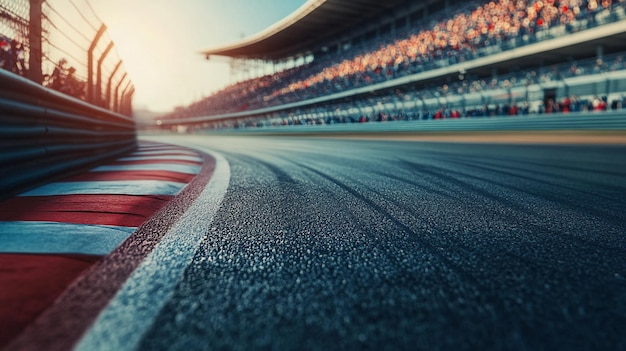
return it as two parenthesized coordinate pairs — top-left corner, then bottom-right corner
(371, 170), (460, 201)
(293, 161), (498, 297)
(397, 158), (626, 255)
(442, 154), (626, 202)
(235, 154), (297, 185)
(401, 157), (626, 226)
(398, 159), (539, 217)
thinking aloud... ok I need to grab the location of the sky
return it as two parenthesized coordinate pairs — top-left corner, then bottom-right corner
(87, 0), (307, 112)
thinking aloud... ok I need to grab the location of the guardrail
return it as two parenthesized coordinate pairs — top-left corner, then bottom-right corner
(0, 69), (137, 200)
(205, 110), (626, 135)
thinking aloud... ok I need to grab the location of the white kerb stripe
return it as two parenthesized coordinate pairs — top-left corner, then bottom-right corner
(0, 222), (136, 255)
(92, 164), (201, 175)
(19, 180), (187, 196)
(76, 151), (230, 351)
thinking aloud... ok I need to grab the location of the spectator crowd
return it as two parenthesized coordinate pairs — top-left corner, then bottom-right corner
(0, 36), (25, 76)
(163, 0), (626, 123)
(195, 51), (626, 130)
(1, 35), (87, 100)
(44, 58), (86, 100)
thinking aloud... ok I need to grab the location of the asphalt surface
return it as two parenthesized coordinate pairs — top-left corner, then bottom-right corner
(93, 135), (626, 350)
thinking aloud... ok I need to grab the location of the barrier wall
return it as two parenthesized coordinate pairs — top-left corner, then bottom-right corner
(0, 69), (136, 200)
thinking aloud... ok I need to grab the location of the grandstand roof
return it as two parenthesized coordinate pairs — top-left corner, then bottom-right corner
(200, 0), (429, 61)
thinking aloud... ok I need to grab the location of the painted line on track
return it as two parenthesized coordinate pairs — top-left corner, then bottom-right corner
(75, 151), (230, 351)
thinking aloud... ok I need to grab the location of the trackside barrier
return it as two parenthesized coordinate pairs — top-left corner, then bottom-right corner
(0, 69), (137, 200)
(206, 111), (626, 135)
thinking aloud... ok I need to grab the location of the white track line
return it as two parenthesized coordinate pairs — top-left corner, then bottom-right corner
(0, 222), (136, 255)
(19, 180), (188, 196)
(76, 151), (230, 351)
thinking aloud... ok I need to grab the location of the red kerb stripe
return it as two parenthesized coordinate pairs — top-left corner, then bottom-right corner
(0, 253), (100, 348)
(109, 159), (202, 166)
(0, 195), (172, 227)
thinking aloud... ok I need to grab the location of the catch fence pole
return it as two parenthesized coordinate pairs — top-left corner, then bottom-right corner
(87, 24), (107, 104)
(27, 0), (43, 84)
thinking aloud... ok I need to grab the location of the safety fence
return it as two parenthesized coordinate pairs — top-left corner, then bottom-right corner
(0, 65), (136, 200)
(0, 0), (134, 115)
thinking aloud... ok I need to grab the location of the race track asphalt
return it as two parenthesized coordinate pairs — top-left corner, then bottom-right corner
(58, 135), (626, 350)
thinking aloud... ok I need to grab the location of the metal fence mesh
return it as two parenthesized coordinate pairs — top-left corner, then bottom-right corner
(0, 0), (133, 115)
(0, 0), (29, 76)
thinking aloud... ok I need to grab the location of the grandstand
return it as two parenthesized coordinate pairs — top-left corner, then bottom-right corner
(159, 0), (626, 130)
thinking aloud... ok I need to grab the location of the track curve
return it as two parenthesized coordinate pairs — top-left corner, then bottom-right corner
(90, 135), (626, 350)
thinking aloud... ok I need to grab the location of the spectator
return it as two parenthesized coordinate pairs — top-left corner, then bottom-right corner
(7, 40), (25, 75)
(561, 96), (571, 113)
(0, 36), (9, 69)
(61, 67), (85, 99)
(48, 59), (67, 91)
